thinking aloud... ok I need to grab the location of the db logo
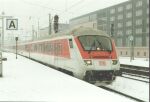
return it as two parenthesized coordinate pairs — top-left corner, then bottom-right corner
(99, 61), (106, 66)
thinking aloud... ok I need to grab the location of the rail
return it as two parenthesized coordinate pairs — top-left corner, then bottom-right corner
(120, 64), (149, 78)
(99, 86), (145, 102)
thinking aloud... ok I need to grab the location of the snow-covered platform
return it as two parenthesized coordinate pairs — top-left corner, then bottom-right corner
(0, 52), (136, 102)
(119, 57), (149, 67)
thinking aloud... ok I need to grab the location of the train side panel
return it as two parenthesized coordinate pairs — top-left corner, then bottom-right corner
(26, 36), (82, 78)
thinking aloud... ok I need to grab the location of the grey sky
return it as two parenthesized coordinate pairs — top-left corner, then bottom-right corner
(0, 0), (128, 34)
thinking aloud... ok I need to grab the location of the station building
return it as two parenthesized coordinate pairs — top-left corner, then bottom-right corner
(70, 0), (149, 58)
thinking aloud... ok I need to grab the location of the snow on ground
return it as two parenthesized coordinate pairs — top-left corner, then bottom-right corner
(0, 52), (136, 102)
(119, 57), (149, 67)
(107, 76), (149, 102)
(109, 57), (149, 102)
(116, 57), (149, 102)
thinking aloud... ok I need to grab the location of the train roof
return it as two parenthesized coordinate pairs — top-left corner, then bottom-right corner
(50, 27), (110, 38)
(19, 27), (110, 45)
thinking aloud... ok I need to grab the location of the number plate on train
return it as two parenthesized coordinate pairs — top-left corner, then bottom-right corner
(99, 61), (106, 66)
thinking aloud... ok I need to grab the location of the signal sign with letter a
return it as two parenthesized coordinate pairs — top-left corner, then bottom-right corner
(6, 19), (18, 30)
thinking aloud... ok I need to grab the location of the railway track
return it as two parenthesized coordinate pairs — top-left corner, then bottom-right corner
(120, 64), (149, 77)
(99, 86), (145, 102)
(98, 65), (149, 102)
(121, 75), (149, 83)
(120, 64), (149, 83)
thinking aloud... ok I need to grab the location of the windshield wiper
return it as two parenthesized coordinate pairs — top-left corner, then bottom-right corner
(88, 40), (96, 54)
(96, 39), (112, 52)
(96, 39), (103, 50)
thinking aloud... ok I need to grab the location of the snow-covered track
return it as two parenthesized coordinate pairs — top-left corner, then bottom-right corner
(120, 64), (149, 77)
(121, 75), (149, 83)
(99, 86), (145, 102)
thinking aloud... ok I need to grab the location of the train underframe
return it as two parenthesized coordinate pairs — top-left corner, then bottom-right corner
(84, 70), (121, 84)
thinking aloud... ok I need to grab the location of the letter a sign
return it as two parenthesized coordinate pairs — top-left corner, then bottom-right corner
(6, 19), (18, 30)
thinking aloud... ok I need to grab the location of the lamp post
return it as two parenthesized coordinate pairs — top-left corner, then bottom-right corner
(129, 35), (134, 62)
(131, 0), (134, 60)
(15, 37), (18, 59)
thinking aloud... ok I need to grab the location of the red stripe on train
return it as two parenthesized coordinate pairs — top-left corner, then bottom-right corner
(49, 39), (71, 58)
(19, 39), (71, 59)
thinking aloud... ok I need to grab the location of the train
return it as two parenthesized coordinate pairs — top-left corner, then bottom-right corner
(6, 27), (121, 84)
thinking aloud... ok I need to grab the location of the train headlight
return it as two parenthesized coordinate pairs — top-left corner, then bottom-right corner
(84, 60), (92, 65)
(112, 60), (118, 65)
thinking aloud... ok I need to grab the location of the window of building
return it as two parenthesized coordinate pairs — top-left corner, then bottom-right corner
(136, 19), (142, 25)
(118, 6), (123, 12)
(117, 38), (122, 47)
(146, 27), (149, 33)
(110, 8), (115, 14)
(147, 8), (149, 14)
(136, 10), (142, 16)
(126, 21), (132, 26)
(147, 18), (149, 24)
(118, 14), (123, 20)
(98, 17), (107, 21)
(126, 29), (132, 35)
(117, 23), (123, 28)
(89, 14), (97, 21)
(76, 16), (89, 24)
(126, 38), (130, 47)
(135, 37), (142, 46)
(136, 0), (142, 7)
(135, 28), (142, 34)
(126, 4), (132, 10)
(126, 12), (132, 18)
(117, 30), (123, 35)
(110, 16), (115, 21)
(146, 37), (149, 46)
(98, 17), (107, 24)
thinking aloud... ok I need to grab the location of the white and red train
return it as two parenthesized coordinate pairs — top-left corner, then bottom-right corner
(6, 27), (121, 84)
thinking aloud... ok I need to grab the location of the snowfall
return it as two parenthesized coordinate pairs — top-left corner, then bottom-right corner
(0, 52), (149, 102)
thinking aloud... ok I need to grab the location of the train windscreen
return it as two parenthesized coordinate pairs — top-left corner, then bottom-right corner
(78, 35), (112, 52)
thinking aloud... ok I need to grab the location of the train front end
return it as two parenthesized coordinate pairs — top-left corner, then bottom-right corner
(74, 30), (120, 84)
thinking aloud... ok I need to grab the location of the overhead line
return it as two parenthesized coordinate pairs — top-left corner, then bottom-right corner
(67, 0), (84, 10)
(20, 0), (62, 12)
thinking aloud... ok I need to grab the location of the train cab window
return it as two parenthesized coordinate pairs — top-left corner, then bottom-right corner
(69, 39), (73, 48)
(78, 35), (112, 51)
